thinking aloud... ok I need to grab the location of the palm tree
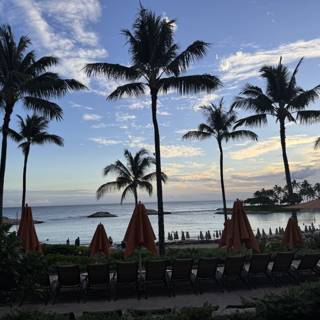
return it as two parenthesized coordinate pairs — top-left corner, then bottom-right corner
(182, 99), (257, 221)
(85, 7), (220, 254)
(313, 183), (320, 199)
(0, 25), (85, 223)
(97, 149), (167, 206)
(233, 58), (320, 211)
(8, 115), (63, 211)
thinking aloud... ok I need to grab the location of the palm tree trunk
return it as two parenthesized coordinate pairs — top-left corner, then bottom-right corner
(0, 109), (12, 224)
(133, 187), (138, 207)
(218, 140), (227, 221)
(151, 89), (165, 255)
(21, 145), (30, 212)
(279, 120), (296, 218)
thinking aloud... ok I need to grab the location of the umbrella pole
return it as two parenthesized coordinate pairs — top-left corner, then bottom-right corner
(138, 246), (142, 273)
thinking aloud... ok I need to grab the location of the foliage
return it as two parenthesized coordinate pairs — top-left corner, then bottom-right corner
(0, 311), (68, 320)
(78, 311), (123, 320)
(42, 244), (89, 256)
(254, 281), (320, 319)
(0, 224), (22, 278)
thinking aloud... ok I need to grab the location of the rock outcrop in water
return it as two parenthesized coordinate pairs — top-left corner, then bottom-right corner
(88, 211), (117, 218)
(3, 216), (43, 225)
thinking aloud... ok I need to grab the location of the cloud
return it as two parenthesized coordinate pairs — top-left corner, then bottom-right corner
(70, 102), (93, 111)
(9, 0), (108, 88)
(116, 112), (136, 122)
(89, 137), (122, 146)
(82, 113), (102, 121)
(127, 135), (204, 158)
(91, 123), (107, 129)
(229, 135), (317, 160)
(157, 111), (171, 116)
(219, 38), (320, 82)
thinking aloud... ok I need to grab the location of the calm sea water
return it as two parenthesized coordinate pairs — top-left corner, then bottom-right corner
(4, 200), (320, 245)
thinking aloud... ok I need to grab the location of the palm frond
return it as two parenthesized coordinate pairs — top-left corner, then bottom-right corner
(182, 130), (212, 140)
(26, 56), (59, 74)
(314, 137), (320, 149)
(234, 114), (268, 129)
(120, 184), (135, 204)
(223, 130), (258, 142)
(143, 171), (167, 183)
(84, 63), (140, 80)
(289, 86), (320, 111)
(23, 97), (63, 120)
(32, 133), (64, 146)
(296, 110), (320, 124)
(166, 41), (209, 76)
(107, 82), (146, 100)
(6, 128), (23, 142)
(137, 180), (153, 196)
(159, 74), (221, 95)
(103, 161), (132, 179)
(96, 181), (122, 199)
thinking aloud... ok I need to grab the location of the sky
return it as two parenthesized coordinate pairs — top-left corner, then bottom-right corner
(1, 0), (320, 207)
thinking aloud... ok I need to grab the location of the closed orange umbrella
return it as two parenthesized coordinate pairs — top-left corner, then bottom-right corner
(219, 219), (232, 247)
(222, 200), (260, 252)
(18, 204), (41, 252)
(123, 203), (158, 257)
(89, 223), (111, 256)
(282, 217), (303, 248)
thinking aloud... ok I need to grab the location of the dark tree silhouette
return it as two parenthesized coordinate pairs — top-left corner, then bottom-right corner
(0, 25), (85, 222)
(183, 99), (257, 221)
(8, 115), (63, 211)
(97, 149), (167, 205)
(85, 7), (220, 254)
(233, 57), (320, 214)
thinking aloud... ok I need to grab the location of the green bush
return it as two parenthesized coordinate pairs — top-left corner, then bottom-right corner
(78, 311), (123, 320)
(0, 311), (68, 320)
(255, 281), (320, 320)
(42, 244), (89, 256)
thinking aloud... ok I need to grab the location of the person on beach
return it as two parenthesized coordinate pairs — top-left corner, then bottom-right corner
(75, 237), (80, 246)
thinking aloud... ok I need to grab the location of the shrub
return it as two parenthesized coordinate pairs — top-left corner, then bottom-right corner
(0, 311), (68, 320)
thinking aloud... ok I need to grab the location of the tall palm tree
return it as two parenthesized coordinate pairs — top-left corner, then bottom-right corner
(233, 58), (320, 211)
(183, 99), (258, 221)
(85, 7), (220, 254)
(0, 25), (85, 222)
(97, 149), (167, 206)
(8, 114), (63, 211)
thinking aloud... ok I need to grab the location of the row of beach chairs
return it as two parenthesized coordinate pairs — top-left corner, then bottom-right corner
(2, 252), (320, 304)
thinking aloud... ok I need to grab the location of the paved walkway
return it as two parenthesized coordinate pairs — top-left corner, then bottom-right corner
(0, 286), (287, 317)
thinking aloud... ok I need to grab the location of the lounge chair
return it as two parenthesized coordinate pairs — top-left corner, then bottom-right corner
(143, 260), (170, 298)
(195, 258), (220, 293)
(113, 262), (139, 300)
(85, 264), (110, 300)
(53, 265), (83, 303)
(20, 272), (52, 306)
(267, 252), (295, 286)
(290, 253), (320, 282)
(168, 259), (194, 296)
(243, 254), (270, 288)
(218, 256), (246, 290)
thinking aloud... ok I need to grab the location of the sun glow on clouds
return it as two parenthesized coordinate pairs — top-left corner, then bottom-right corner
(229, 135), (317, 160)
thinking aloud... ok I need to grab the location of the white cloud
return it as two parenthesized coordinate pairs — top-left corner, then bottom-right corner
(219, 38), (320, 82)
(127, 135), (204, 158)
(89, 137), (122, 146)
(11, 0), (108, 88)
(82, 113), (102, 121)
(116, 112), (136, 122)
(91, 123), (107, 129)
(70, 102), (93, 111)
(229, 134), (317, 160)
(157, 111), (171, 116)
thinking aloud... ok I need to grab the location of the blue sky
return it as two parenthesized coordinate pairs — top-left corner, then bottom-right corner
(1, 0), (320, 207)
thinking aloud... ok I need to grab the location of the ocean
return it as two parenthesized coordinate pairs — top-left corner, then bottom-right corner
(4, 200), (320, 245)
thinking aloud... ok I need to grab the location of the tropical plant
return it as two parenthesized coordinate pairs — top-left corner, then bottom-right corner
(183, 99), (257, 221)
(8, 114), (63, 211)
(85, 7), (220, 254)
(97, 148), (167, 206)
(0, 25), (85, 223)
(233, 58), (320, 211)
